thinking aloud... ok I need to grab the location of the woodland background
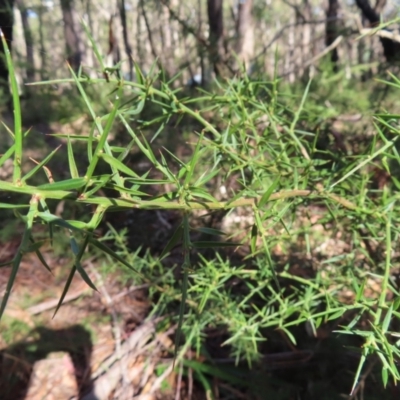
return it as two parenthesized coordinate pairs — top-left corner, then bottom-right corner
(1, 0), (400, 93)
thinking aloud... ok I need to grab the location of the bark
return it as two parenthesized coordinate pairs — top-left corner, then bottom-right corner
(60, 0), (82, 71)
(374, 0), (386, 14)
(234, 0), (253, 71)
(355, 0), (399, 62)
(207, 0), (227, 77)
(15, 0), (34, 82)
(0, 0), (14, 94)
(326, 0), (340, 67)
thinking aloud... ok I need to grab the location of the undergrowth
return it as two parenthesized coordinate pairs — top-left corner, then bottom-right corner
(1, 27), (400, 398)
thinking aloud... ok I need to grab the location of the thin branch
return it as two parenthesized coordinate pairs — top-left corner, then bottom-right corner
(159, 0), (209, 49)
(27, 288), (89, 315)
(359, 27), (400, 43)
(280, 35), (343, 78)
(252, 17), (344, 62)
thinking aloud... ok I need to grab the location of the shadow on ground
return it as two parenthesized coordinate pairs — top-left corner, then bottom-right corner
(0, 325), (96, 400)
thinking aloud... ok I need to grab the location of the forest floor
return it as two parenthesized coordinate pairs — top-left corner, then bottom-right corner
(0, 239), (188, 400)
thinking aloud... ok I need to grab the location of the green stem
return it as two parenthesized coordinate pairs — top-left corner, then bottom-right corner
(0, 181), (372, 214)
(174, 212), (191, 363)
(375, 215), (392, 325)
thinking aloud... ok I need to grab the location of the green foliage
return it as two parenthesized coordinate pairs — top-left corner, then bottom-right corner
(3, 31), (400, 396)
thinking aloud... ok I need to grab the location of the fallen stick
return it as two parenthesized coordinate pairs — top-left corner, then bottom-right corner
(27, 288), (89, 315)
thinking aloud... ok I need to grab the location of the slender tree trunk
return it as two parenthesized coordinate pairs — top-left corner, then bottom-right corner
(287, 14), (295, 83)
(107, 15), (121, 69)
(374, 0), (386, 14)
(84, 0), (95, 76)
(207, 0), (227, 77)
(119, 0), (133, 80)
(160, 3), (175, 79)
(0, 0), (14, 94)
(140, 0), (161, 70)
(234, 0), (253, 72)
(38, 5), (47, 80)
(15, 0), (34, 82)
(301, 0), (313, 77)
(136, 1), (144, 67)
(60, 0), (82, 71)
(326, 0), (340, 69)
(198, 0), (205, 85)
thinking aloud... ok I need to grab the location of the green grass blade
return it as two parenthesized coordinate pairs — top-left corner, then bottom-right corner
(67, 137), (79, 178)
(100, 153), (139, 177)
(174, 212), (191, 365)
(81, 18), (106, 71)
(70, 235), (98, 291)
(0, 29), (22, 183)
(85, 92), (121, 180)
(22, 145), (61, 183)
(159, 222), (183, 260)
(88, 236), (141, 275)
(192, 241), (241, 248)
(0, 203), (29, 209)
(258, 175), (281, 208)
(53, 265), (77, 317)
(0, 143), (15, 167)
(37, 178), (87, 191)
(0, 196), (38, 320)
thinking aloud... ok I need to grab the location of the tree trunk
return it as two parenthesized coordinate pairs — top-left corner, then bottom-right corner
(37, 5), (47, 81)
(326, 0), (340, 68)
(0, 0), (14, 95)
(355, 0), (399, 62)
(15, 0), (34, 82)
(107, 15), (121, 70)
(234, 0), (253, 72)
(60, 0), (82, 71)
(207, 0), (227, 77)
(119, 0), (133, 80)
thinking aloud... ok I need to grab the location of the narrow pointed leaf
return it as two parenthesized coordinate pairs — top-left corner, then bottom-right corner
(37, 212), (86, 232)
(160, 222), (183, 260)
(22, 145), (61, 183)
(100, 153), (139, 177)
(0, 203), (29, 209)
(67, 137), (79, 178)
(0, 199), (36, 320)
(1, 29), (22, 182)
(38, 178), (87, 191)
(382, 304), (393, 334)
(53, 265), (76, 318)
(0, 144), (15, 167)
(88, 237), (140, 274)
(34, 247), (52, 273)
(70, 236), (98, 291)
(259, 175), (281, 208)
(194, 227), (226, 236)
(192, 241), (241, 248)
(189, 188), (219, 203)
